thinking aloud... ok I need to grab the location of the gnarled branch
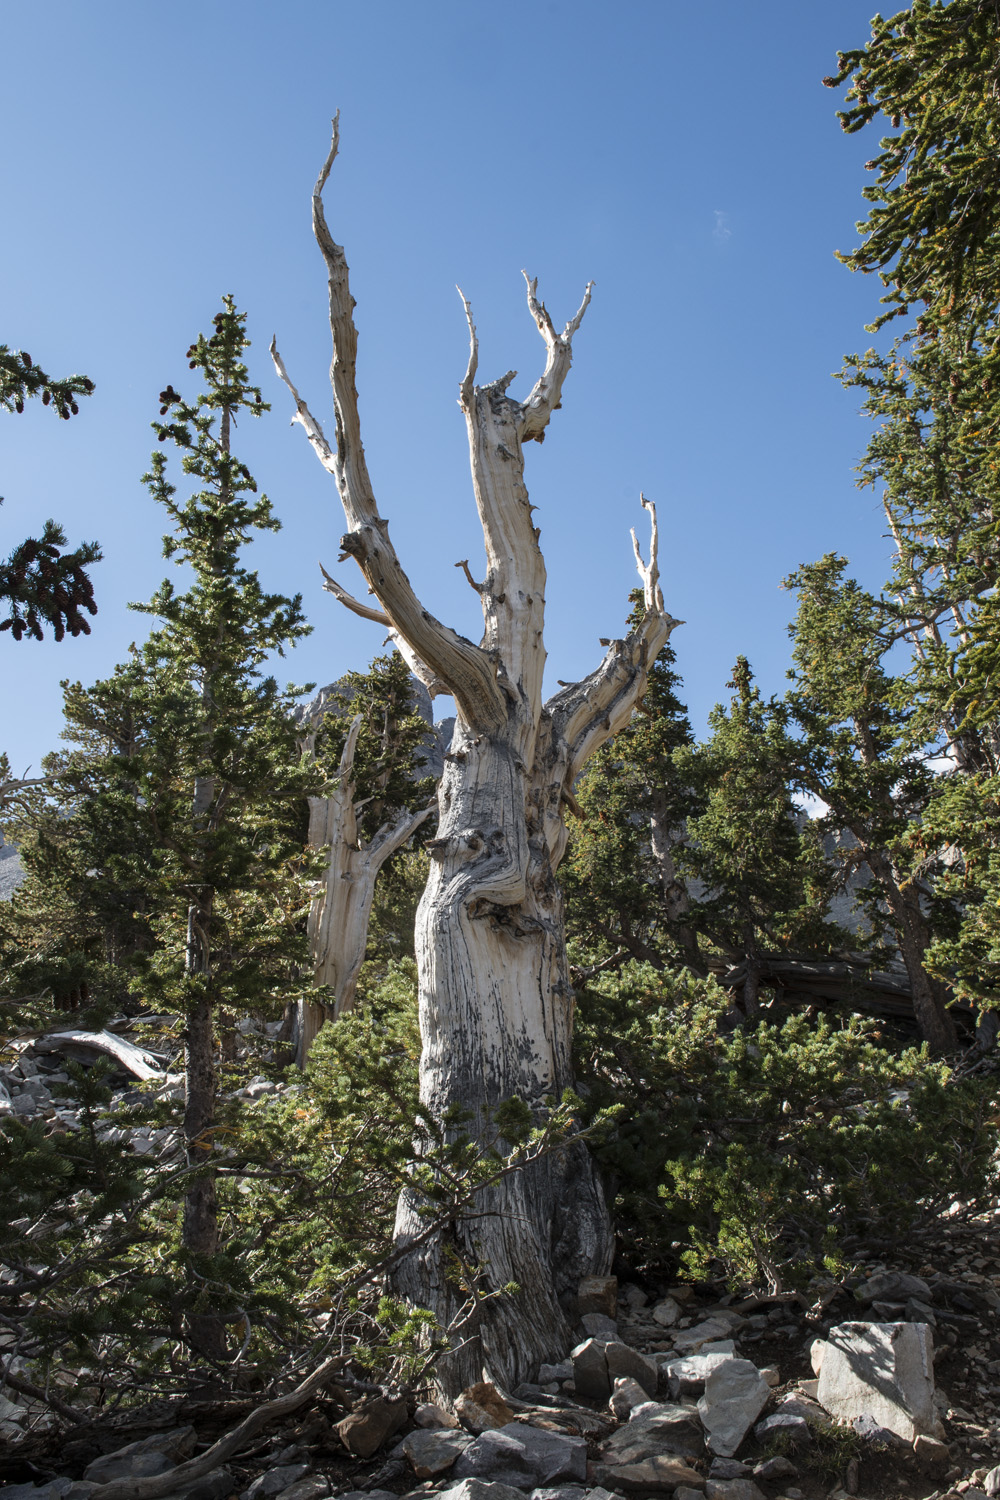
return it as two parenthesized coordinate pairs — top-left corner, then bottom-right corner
(547, 497), (682, 783)
(518, 273), (594, 443)
(272, 116), (505, 733)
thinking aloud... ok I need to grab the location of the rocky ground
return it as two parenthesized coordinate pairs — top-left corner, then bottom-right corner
(1, 1230), (999, 1500)
(1, 1027), (1000, 1500)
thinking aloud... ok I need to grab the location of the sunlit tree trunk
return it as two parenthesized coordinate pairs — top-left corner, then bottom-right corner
(273, 117), (679, 1392)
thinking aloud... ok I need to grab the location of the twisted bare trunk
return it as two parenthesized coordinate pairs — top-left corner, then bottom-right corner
(274, 117), (680, 1392)
(297, 715), (431, 1066)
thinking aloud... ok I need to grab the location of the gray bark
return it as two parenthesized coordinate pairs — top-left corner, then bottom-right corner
(297, 714), (431, 1066)
(273, 116), (680, 1393)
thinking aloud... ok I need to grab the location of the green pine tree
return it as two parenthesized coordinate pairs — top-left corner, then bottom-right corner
(1, 345), (98, 641)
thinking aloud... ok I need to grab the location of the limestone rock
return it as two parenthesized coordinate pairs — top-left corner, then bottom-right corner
(270, 1480), (331, 1500)
(456, 1382), (517, 1434)
(753, 1413), (810, 1447)
(537, 1361), (573, 1384)
(605, 1343), (657, 1398)
(813, 1321), (942, 1443)
(452, 1423), (587, 1489)
(602, 1402), (704, 1462)
(705, 1481), (765, 1500)
(581, 1313), (619, 1340)
(402, 1428), (474, 1478)
(578, 1276), (618, 1318)
(663, 1351), (734, 1398)
(753, 1456), (798, 1481)
(162, 1470), (235, 1500)
(336, 1396), (408, 1457)
(672, 1319), (735, 1354)
(438, 1482), (529, 1500)
(84, 1425), (198, 1484)
(529, 1487), (588, 1500)
(416, 1401), (461, 1429)
(571, 1338), (611, 1402)
(708, 1459), (749, 1478)
(912, 1433), (950, 1464)
(697, 1359), (770, 1457)
(855, 1271), (931, 1305)
(335, 1491), (398, 1500)
(651, 1297), (681, 1327)
(985, 1462), (1000, 1498)
(242, 1467), (310, 1500)
(609, 1377), (649, 1419)
(591, 1455), (702, 1492)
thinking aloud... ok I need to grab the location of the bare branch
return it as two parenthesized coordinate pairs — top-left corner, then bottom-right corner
(318, 565), (448, 696)
(319, 563), (391, 627)
(547, 497), (682, 783)
(630, 493), (664, 613)
(274, 118), (505, 733)
(368, 802), (434, 865)
(269, 338), (337, 476)
(519, 273), (594, 443)
(455, 559), (484, 594)
(84, 1355), (349, 1500)
(457, 286), (479, 410)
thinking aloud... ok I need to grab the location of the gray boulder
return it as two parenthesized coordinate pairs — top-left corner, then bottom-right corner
(242, 1466), (310, 1499)
(529, 1488), (588, 1500)
(753, 1412), (810, 1447)
(84, 1425), (197, 1484)
(161, 1471), (235, 1500)
(697, 1359), (770, 1457)
(662, 1350), (734, 1398)
(571, 1337), (611, 1401)
(581, 1313), (618, 1340)
(812, 1321), (942, 1442)
(268, 1479), (330, 1500)
(855, 1271), (930, 1305)
(440, 1482), (538, 1500)
(605, 1344), (657, 1399)
(453, 1424), (587, 1489)
(601, 1402), (704, 1462)
(402, 1428), (474, 1478)
(705, 1481), (766, 1500)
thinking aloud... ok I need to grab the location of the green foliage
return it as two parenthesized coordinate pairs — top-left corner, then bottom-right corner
(827, 0), (1000, 332)
(312, 651), (435, 851)
(564, 611), (702, 971)
(1, 344), (98, 641)
(574, 961), (998, 1290)
(915, 769), (1000, 1005)
(676, 658), (840, 981)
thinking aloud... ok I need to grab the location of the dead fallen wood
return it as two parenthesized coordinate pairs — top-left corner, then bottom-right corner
(29, 1030), (165, 1080)
(84, 1354), (347, 1500)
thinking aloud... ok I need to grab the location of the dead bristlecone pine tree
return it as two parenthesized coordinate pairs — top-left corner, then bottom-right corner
(272, 115), (680, 1394)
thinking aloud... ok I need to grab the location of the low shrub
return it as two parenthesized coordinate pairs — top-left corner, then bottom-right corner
(573, 961), (999, 1289)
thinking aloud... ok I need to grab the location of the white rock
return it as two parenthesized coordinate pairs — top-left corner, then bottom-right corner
(813, 1321), (942, 1443)
(663, 1350), (735, 1397)
(672, 1317), (734, 1353)
(0, 1394), (25, 1423)
(651, 1297), (681, 1327)
(697, 1359), (770, 1457)
(609, 1377), (649, 1419)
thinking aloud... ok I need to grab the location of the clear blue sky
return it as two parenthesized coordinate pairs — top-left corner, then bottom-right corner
(3, 0), (886, 774)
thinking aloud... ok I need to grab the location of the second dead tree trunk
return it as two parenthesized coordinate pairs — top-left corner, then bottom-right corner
(296, 714), (431, 1066)
(273, 118), (679, 1393)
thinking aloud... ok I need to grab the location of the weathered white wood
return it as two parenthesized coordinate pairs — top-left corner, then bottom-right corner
(298, 713), (432, 1067)
(277, 118), (681, 1393)
(33, 1029), (163, 1080)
